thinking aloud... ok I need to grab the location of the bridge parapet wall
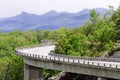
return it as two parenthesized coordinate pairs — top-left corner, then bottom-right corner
(49, 52), (120, 62)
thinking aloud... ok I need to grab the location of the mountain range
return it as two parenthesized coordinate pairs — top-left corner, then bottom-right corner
(0, 8), (109, 32)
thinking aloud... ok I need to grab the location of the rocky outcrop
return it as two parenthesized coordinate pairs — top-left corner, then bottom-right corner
(110, 43), (120, 58)
(48, 72), (81, 80)
(48, 72), (66, 80)
(110, 51), (120, 58)
(48, 72), (97, 80)
(48, 72), (77, 80)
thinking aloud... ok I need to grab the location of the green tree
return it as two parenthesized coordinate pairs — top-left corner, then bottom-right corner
(111, 5), (120, 40)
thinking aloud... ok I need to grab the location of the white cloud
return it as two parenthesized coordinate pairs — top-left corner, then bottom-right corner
(0, 0), (119, 18)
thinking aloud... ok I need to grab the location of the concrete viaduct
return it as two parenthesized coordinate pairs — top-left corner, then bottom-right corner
(15, 44), (120, 80)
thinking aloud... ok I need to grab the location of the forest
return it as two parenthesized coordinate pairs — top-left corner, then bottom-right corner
(0, 6), (120, 80)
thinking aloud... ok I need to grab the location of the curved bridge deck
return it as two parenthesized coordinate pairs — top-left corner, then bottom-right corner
(15, 45), (120, 80)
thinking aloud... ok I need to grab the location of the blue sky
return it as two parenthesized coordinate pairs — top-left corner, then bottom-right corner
(0, 0), (120, 18)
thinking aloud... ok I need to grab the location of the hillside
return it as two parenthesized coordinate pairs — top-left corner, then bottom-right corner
(0, 8), (108, 32)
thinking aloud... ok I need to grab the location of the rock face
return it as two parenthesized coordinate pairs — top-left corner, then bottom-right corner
(110, 51), (120, 58)
(110, 43), (120, 58)
(48, 72), (66, 80)
(48, 72), (81, 80)
(49, 72), (76, 80)
(48, 72), (97, 80)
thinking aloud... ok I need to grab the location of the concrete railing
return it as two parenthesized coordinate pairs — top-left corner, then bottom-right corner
(15, 45), (120, 70)
(49, 52), (120, 62)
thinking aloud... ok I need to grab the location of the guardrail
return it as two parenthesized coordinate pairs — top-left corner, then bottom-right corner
(15, 45), (120, 70)
(49, 52), (120, 62)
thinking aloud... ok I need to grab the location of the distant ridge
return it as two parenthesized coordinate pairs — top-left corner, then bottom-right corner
(0, 8), (109, 32)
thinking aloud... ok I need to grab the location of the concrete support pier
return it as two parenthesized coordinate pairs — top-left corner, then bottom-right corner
(98, 77), (106, 80)
(24, 64), (43, 80)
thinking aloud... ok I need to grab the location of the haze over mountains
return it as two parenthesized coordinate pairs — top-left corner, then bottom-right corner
(0, 8), (109, 32)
